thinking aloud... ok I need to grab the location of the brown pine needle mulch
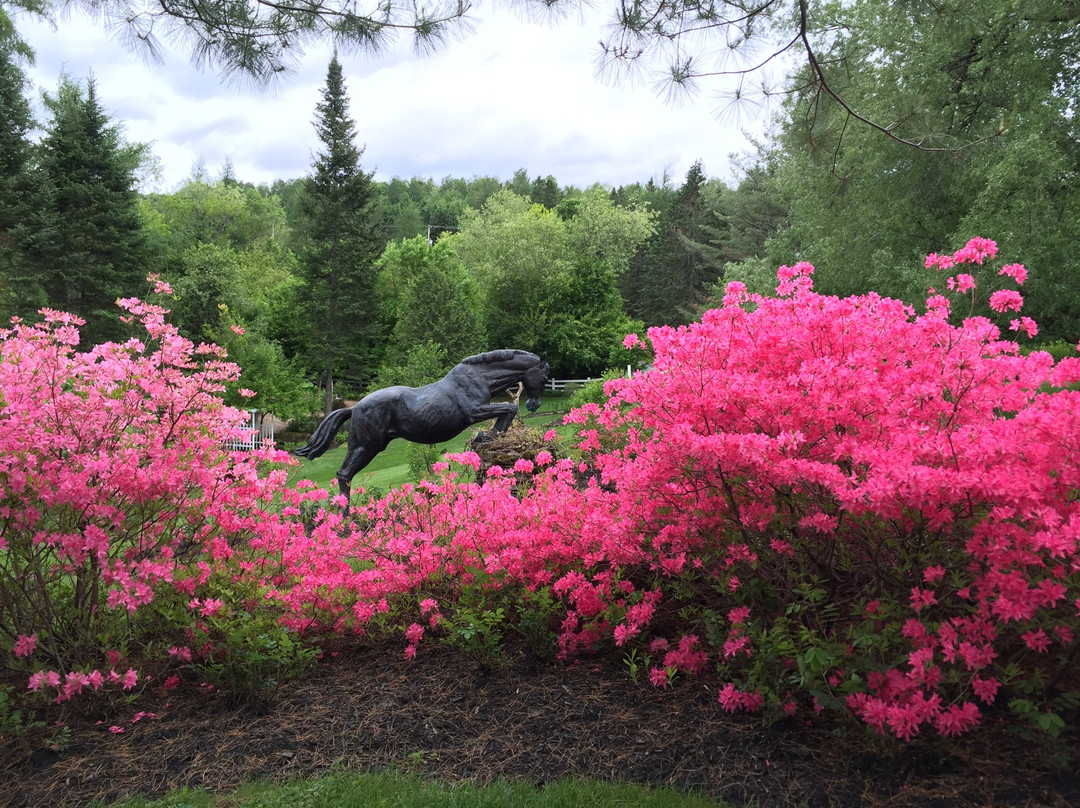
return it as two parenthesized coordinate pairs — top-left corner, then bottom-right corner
(3, 637), (1078, 808)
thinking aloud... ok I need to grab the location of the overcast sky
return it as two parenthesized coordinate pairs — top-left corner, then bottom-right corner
(16, 5), (766, 193)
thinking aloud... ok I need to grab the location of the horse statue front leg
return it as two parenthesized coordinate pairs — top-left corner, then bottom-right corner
(473, 402), (520, 433)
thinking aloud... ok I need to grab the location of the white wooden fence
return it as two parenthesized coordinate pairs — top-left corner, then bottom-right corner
(546, 366), (634, 392)
(225, 409), (275, 451)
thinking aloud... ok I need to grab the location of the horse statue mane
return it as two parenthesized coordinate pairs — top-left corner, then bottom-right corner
(460, 349), (536, 366)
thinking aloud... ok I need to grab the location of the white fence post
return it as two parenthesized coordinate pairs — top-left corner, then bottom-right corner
(225, 409), (274, 451)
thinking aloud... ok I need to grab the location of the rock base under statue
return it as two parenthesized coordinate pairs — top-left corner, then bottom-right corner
(467, 421), (556, 482)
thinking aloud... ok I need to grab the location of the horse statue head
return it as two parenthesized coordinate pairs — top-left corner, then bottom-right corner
(520, 351), (550, 413)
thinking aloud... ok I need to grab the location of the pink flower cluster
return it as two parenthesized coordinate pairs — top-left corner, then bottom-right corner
(1, 283), (294, 701)
(6, 244), (1077, 744)
(247, 238), (1078, 740)
(926, 238), (1035, 328)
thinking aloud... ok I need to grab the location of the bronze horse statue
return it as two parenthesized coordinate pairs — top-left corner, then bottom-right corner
(295, 350), (550, 510)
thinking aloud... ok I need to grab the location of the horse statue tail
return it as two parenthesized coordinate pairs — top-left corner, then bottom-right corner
(293, 408), (352, 460)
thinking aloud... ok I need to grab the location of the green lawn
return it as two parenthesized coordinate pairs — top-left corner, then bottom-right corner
(285, 402), (577, 492)
(106, 770), (728, 808)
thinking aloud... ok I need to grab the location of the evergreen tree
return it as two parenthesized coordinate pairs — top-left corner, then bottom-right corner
(530, 175), (560, 209)
(300, 54), (382, 414)
(635, 162), (724, 327)
(0, 43), (35, 312)
(18, 76), (149, 343)
(506, 168), (532, 198)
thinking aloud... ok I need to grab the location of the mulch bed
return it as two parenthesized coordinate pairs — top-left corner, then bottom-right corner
(3, 636), (1078, 808)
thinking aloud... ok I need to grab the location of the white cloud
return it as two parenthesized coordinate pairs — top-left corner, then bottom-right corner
(17, 6), (764, 192)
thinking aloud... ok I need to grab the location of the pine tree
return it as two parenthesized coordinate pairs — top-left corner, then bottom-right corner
(0, 45), (35, 312)
(636, 162), (723, 327)
(300, 54), (382, 415)
(16, 76), (149, 343)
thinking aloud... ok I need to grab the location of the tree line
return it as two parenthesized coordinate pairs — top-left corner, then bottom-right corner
(2, 0), (1077, 422)
(0, 51), (756, 421)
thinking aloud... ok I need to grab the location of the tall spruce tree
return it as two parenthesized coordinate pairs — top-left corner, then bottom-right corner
(0, 43), (35, 311)
(301, 53), (381, 415)
(18, 76), (149, 343)
(635, 162), (724, 327)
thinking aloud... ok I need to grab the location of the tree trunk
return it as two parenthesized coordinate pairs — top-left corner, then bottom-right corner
(323, 357), (334, 417)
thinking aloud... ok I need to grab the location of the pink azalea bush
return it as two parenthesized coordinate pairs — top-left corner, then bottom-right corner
(0, 280), (300, 704)
(4, 242), (1077, 745)
(256, 239), (1079, 741)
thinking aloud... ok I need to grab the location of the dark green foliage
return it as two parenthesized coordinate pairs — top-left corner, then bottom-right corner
(633, 161), (725, 327)
(11, 76), (150, 344)
(545, 255), (641, 378)
(169, 243), (242, 335)
(300, 54), (383, 413)
(0, 44), (35, 313)
(530, 174), (561, 209)
(505, 167), (532, 197)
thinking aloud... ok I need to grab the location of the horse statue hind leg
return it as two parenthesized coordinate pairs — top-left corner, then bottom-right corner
(335, 441), (387, 516)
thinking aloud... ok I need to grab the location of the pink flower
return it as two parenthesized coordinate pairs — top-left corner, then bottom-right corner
(648, 666), (671, 689)
(723, 281), (748, 305)
(998, 263), (1027, 284)
(403, 645), (417, 661)
(229, 325), (246, 335)
(122, 668), (139, 689)
(722, 635), (752, 660)
(622, 333), (640, 350)
(717, 683), (764, 713)
(1021, 628), (1051, 653)
(108, 725), (125, 734)
(238, 388), (256, 398)
(404, 623), (424, 644)
(148, 274), (173, 295)
(728, 606), (751, 625)
(971, 675), (999, 705)
(947, 273), (976, 293)
(28, 671), (51, 692)
(168, 646), (192, 662)
(910, 588), (937, 612)
(934, 702), (980, 737)
(769, 538), (795, 557)
(1009, 317), (1038, 338)
(13, 634), (36, 658)
(922, 566), (946, 584)
(162, 675), (181, 690)
(989, 289), (1023, 312)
